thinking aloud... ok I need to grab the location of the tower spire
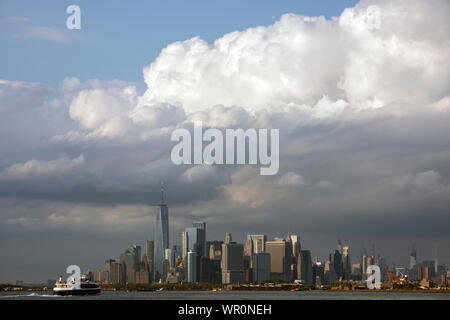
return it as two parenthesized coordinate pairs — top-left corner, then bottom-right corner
(160, 181), (165, 205)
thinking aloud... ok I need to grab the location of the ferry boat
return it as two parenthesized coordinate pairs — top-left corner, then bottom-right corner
(53, 275), (101, 296)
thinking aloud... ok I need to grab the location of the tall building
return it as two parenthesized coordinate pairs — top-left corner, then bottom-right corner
(330, 249), (343, 280)
(199, 256), (213, 283)
(266, 239), (292, 282)
(244, 235), (254, 270)
(165, 248), (174, 268)
(146, 239), (154, 281)
(324, 260), (337, 285)
(225, 233), (232, 245)
(186, 222), (206, 257)
(253, 252), (271, 283)
(207, 240), (223, 260)
(155, 187), (169, 279)
(312, 260), (325, 287)
(351, 263), (362, 281)
(103, 259), (115, 284)
(298, 250), (313, 284)
(192, 222), (206, 256)
(136, 254), (150, 284)
(290, 234), (301, 258)
(434, 243), (439, 274)
(362, 255), (374, 280)
(110, 261), (125, 284)
(120, 245), (141, 283)
(187, 251), (197, 283)
(221, 237), (245, 284)
(342, 246), (351, 280)
(181, 231), (189, 260)
(248, 234), (267, 254)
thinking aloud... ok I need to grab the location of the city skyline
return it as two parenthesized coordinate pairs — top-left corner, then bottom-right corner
(3, 190), (447, 284)
(48, 196), (447, 288)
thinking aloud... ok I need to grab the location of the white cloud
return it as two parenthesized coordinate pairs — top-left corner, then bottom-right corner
(316, 180), (333, 189)
(136, 0), (449, 114)
(1, 155), (84, 180)
(393, 170), (450, 195)
(278, 171), (305, 187)
(0, 79), (52, 113)
(10, 26), (68, 42)
(180, 165), (219, 184)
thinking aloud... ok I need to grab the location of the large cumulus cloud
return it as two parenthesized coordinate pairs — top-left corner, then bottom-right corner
(136, 0), (449, 113)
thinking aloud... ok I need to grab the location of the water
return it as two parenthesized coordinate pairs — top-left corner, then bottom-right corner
(1, 290), (449, 300)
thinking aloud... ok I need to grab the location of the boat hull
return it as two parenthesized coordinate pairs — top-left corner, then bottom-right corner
(53, 288), (101, 296)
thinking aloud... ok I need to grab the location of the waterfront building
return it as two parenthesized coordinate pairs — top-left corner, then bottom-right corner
(192, 222), (206, 256)
(248, 234), (267, 254)
(207, 240), (223, 260)
(225, 232), (232, 245)
(120, 245), (141, 283)
(312, 260), (324, 287)
(290, 234), (301, 258)
(221, 238), (245, 284)
(266, 239), (292, 282)
(324, 260), (337, 285)
(182, 231), (188, 260)
(187, 251), (197, 283)
(330, 249), (343, 280)
(146, 239), (154, 281)
(342, 246), (351, 280)
(253, 252), (271, 283)
(297, 250), (313, 284)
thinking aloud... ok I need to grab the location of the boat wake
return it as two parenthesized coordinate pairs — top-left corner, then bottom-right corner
(0, 293), (58, 298)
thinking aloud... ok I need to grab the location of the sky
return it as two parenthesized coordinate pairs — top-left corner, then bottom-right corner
(0, 0), (450, 282)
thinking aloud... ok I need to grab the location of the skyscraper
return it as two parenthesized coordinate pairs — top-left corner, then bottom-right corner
(312, 260), (325, 287)
(154, 186), (169, 279)
(192, 222), (206, 256)
(120, 245), (141, 283)
(225, 232), (232, 245)
(207, 240), (223, 260)
(266, 239), (292, 282)
(187, 251), (197, 283)
(342, 246), (351, 280)
(248, 234), (267, 254)
(324, 260), (337, 285)
(330, 249), (343, 280)
(298, 250), (313, 284)
(221, 235), (245, 284)
(290, 234), (301, 258)
(362, 255), (374, 280)
(146, 239), (154, 281)
(253, 252), (271, 283)
(181, 231), (188, 260)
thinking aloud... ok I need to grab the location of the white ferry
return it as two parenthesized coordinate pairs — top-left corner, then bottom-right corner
(53, 275), (101, 296)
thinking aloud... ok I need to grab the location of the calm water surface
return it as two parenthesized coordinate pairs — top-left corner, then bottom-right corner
(1, 290), (449, 300)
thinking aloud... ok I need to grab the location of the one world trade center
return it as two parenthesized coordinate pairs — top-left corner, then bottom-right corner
(154, 185), (169, 280)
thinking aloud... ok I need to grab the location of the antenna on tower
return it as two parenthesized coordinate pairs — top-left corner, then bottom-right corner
(160, 181), (165, 205)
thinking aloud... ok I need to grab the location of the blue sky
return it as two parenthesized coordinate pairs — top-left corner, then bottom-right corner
(1, 0), (358, 85)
